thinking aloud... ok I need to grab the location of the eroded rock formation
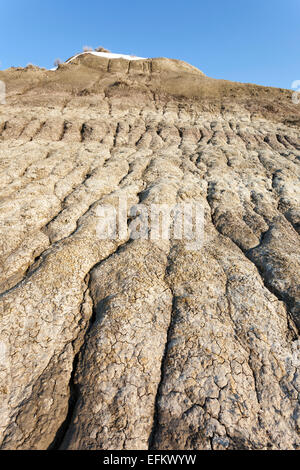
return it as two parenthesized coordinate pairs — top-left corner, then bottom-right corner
(0, 54), (299, 450)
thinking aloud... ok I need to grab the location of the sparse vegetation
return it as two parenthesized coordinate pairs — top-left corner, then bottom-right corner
(94, 46), (111, 53)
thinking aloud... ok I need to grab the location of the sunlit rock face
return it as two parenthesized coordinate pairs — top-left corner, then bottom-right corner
(0, 54), (299, 450)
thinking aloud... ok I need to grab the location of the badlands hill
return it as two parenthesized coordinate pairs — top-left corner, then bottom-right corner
(0, 52), (299, 450)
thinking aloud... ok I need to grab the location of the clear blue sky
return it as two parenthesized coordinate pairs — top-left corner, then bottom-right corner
(1, 0), (299, 89)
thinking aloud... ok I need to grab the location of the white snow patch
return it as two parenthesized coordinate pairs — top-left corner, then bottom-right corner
(49, 51), (146, 71)
(66, 51), (146, 62)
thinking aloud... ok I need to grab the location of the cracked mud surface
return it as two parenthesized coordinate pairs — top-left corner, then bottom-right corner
(0, 55), (299, 449)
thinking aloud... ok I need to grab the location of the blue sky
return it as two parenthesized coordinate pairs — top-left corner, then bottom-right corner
(1, 0), (299, 89)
